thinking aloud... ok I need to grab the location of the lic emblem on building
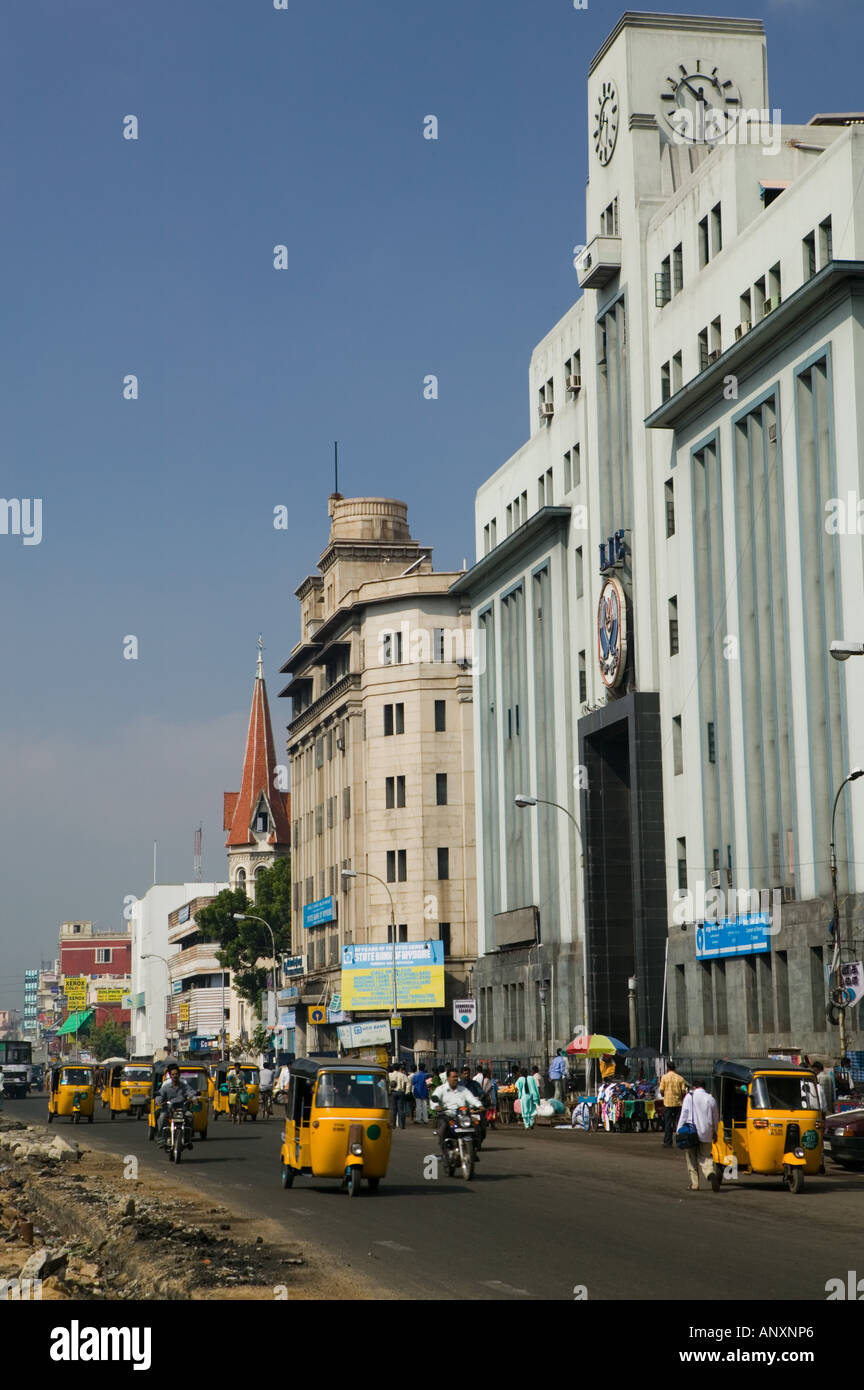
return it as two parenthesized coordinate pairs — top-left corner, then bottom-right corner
(597, 576), (627, 689)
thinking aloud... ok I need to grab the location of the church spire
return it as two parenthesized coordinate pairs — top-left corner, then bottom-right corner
(257, 633), (264, 681)
(223, 637), (291, 851)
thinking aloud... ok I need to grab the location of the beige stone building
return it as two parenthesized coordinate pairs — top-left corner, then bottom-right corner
(280, 495), (476, 1056)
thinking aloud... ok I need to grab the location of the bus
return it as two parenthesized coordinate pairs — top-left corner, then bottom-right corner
(0, 1040), (33, 1097)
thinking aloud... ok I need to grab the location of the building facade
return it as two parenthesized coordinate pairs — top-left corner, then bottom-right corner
(59, 920), (133, 1039)
(129, 884), (227, 1057)
(282, 495), (476, 1056)
(457, 11), (864, 1063)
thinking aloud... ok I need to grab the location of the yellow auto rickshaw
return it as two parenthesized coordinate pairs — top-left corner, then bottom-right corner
(212, 1062), (260, 1122)
(47, 1062), (96, 1124)
(711, 1058), (823, 1193)
(146, 1060), (210, 1142)
(280, 1058), (391, 1196)
(100, 1058), (152, 1119)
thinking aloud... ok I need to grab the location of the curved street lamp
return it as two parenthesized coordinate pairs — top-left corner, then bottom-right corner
(342, 868), (399, 1061)
(234, 913), (281, 1043)
(516, 793), (587, 1085)
(142, 952), (175, 1056)
(829, 768), (864, 1057)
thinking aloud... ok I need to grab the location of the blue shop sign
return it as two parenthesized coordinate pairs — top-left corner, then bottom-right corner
(303, 896), (336, 930)
(695, 913), (771, 960)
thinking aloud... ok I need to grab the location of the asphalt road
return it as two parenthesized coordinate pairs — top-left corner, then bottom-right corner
(6, 1093), (863, 1301)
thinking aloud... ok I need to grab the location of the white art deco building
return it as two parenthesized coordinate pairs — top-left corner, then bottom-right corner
(454, 9), (864, 1063)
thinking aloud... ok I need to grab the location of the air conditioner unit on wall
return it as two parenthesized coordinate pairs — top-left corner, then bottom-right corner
(707, 349), (721, 364)
(566, 374), (582, 393)
(709, 870), (722, 888)
(539, 402), (555, 418)
(763, 296), (781, 315)
(768, 424), (777, 443)
(734, 321), (751, 340)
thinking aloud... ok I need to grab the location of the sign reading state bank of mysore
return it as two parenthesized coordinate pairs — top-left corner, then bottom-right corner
(302, 896), (336, 929)
(695, 914), (771, 960)
(341, 941), (445, 1010)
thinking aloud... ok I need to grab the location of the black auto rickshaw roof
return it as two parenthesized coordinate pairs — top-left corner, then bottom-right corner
(714, 1058), (816, 1084)
(290, 1056), (386, 1082)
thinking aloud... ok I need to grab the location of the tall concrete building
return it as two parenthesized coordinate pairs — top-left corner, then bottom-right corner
(456, 10), (864, 1062)
(281, 495), (476, 1056)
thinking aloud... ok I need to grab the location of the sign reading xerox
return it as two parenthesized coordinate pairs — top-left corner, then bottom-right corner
(302, 896), (336, 929)
(695, 914), (771, 960)
(341, 940), (445, 1010)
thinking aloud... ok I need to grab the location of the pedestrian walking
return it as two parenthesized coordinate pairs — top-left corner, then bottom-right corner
(515, 1068), (540, 1129)
(548, 1050), (568, 1103)
(814, 1060), (835, 1115)
(532, 1063), (544, 1099)
(658, 1060), (688, 1147)
(677, 1082), (720, 1192)
(388, 1062), (408, 1129)
(411, 1064), (430, 1123)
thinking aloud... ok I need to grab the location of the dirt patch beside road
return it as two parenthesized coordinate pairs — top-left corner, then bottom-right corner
(0, 1121), (385, 1301)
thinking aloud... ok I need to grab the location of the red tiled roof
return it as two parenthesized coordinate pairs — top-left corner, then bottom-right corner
(225, 671), (291, 848)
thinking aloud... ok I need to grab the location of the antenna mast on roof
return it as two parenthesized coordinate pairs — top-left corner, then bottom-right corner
(334, 440), (339, 495)
(194, 824), (202, 882)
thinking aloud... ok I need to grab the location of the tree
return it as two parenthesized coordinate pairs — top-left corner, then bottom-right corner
(84, 1017), (127, 1060)
(195, 859), (291, 1013)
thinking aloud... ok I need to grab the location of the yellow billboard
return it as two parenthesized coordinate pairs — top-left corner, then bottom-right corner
(341, 941), (445, 1011)
(96, 987), (124, 1004)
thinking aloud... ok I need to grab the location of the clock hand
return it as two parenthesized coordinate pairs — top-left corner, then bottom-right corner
(681, 78), (707, 105)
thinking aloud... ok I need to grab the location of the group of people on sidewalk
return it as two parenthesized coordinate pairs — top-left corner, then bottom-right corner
(388, 1062), (500, 1128)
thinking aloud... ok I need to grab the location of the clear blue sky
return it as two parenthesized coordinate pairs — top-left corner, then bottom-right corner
(0, 0), (859, 1009)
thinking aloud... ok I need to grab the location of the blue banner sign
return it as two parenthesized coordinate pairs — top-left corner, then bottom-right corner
(302, 897), (336, 930)
(695, 913), (771, 960)
(282, 955), (304, 976)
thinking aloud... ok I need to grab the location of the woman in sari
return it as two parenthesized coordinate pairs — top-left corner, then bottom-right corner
(515, 1068), (540, 1129)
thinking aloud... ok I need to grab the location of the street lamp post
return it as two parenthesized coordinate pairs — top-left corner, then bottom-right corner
(516, 793), (587, 1089)
(342, 869), (399, 1062)
(142, 953), (174, 1057)
(233, 913), (280, 1047)
(829, 768), (864, 1059)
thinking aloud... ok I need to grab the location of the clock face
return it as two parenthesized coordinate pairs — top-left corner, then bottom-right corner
(593, 79), (619, 165)
(661, 60), (740, 144)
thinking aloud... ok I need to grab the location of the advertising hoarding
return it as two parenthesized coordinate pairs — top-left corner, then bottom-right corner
(340, 940), (445, 1010)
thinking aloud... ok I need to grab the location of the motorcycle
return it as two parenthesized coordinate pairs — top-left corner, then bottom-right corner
(440, 1105), (482, 1180)
(160, 1101), (196, 1163)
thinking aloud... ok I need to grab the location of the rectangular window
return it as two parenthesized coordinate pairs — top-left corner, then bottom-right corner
(739, 289), (752, 327)
(744, 957), (759, 1033)
(506, 503), (514, 536)
(395, 703), (404, 734)
(433, 629), (445, 662)
(810, 946), (825, 1030)
(436, 773), (447, 806)
(398, 849), (407, 882)
(660, 360), (671, 402)
(665, 477), (675, 537)
(385, 776), (395, 809)
(655, 257), (671, 307)
(575, 546), (584, 599)
(386, 850), (396, 883)
(437, 847), (450, 880)
(564, 443), (581, 492)
(305, 875), (314, 902)
(714, 961), (728, 1034)
(803, 231), (816, 281)
(672, 242), (683, 293)
(578, 650), (587, 704)
(753, 274), (766, 320)
(698, 214), (709, 267)
(697, 327), (709, 372)
(396, 776), (405, 808)
(343, 787), (351, 819)
(95, 948), (112, 964)
(707, 722), (716, 764)
(438, 923), (451, 956)
(384, 704), (393, 737)
(326, 797), (334, 828)
(819, 216), (833, 267)
(672, 351), (683, 393)
(759, 954), (775, 1034)
(315, 738), (324, 768)
(386, 924), (408, 944)
(710, 316), (721, 355)
(700, 962), (714, 1034)
(315, 804), (323, 836)
(775, 951), (791, 1032)
(326, 730), (333, 760)
(434, 700), (446, 732)
(677, 836), (687, 891)
(544, 466), (553, 504)
(672, 715), (683, 776)
(710, 203), (722, 256)
(381, 630), (404, 665)
(768, 260), (781, 305)
(669, 596), (679, 656)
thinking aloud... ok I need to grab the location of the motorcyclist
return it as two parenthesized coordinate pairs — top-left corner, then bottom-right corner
(431, 1069), (483, 1158)
(460, 1064), (488, 1146)
(156, 1064), (192, 1143)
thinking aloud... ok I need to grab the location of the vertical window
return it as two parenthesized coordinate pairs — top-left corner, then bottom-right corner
(326, 730), (333, 760)
(707, 722), (716, 764)
(656, 256), (671, 307)
(438, 923), (451, 956)
(396, 776), (405, 808)
(768, 261), (781, 306)
(759, 954), (775, 1034)
(698, 214), (709, 267)
(661, 360), (671, 401)
(819, 216), (833, 267)
(710, 316), (721, 355)
(386, 850), (396, 883)
(537, 474), (546, 508)
(672, 242), (683, 293)
(395, 703), (404, 734)
(744, 957), (759, 1033)
(545, 466), (553, 504)
(436, 773), (447, 806)
(343, 787), (351, 819)
(697, 327), (709, 372)
(483, 522), (491, 555)
(434, 700), (446, 732)
(776, 951), (791, 1031)
(710, 202), (722, 256)
(437, 848), (450, 880)
(672, 715), (683, 776)
(397, 849), (407, 882)
(810, 946), (825, 1029)
(433, 629), (445, 662)
(714, 961), (728, 1034)
(384, 704), (394, 736)
(803, 231), (816, 281)
(315, 738), (324, 768)
(578, 650), (587, 704)
(753, 275), (766, 320)
(672, 351), (683, 393)
(665, 478), (675, 537)
(669, 596), (679, 656)
(677, 836), (687, 891)
(385, 777), (395, 809)
(506, 503), (514, 536)
(739, 289), (752, 327)
(700, 962), (714, 1034)
(575, 546), (584, 599)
